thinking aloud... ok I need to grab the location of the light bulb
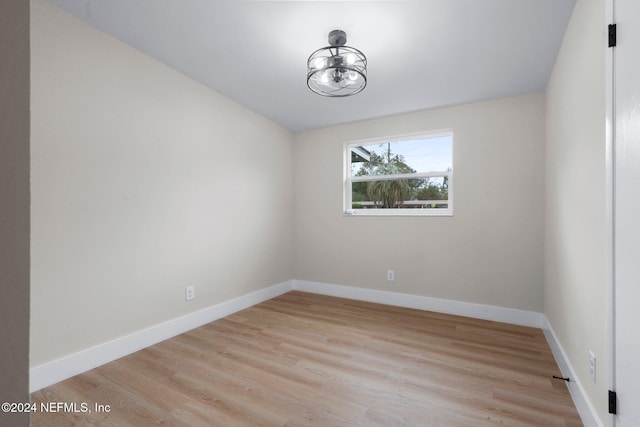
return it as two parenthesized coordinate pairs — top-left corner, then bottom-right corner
(345, 53), (356, 65)
(347, 71), (358, 81)
(312, 57), (326, 69)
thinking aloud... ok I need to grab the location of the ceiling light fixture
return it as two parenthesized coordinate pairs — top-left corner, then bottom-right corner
(307, 30), (367, 97)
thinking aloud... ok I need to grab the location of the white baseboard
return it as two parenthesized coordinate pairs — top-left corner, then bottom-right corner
(292, 280), (546, 328)
(30, 278), (602, 427)
(30, 279), (558, 398)
(542, 317), (604, 427)
(30, 280), (293, 392)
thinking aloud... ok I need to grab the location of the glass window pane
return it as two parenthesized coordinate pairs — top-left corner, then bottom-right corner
(351, 177), (449, 209)
(351, 135), (452, 177)
(346, 131), (453, 216)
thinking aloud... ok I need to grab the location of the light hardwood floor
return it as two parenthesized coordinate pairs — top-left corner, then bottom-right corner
(31, 291), (583, 426)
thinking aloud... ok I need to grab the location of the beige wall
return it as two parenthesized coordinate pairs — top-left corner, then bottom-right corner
(30, 0), (294, 366)
(0, 0), (30, 426)
(294, 93), (546, 312)
(545, 0), (608, 423)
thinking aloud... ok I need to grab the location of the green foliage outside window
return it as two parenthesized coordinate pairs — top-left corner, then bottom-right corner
(352, 144), (448, 208)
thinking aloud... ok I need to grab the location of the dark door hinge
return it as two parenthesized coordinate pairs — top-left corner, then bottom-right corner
(609, 390), (617, 415)
(609, 24), (617, 47)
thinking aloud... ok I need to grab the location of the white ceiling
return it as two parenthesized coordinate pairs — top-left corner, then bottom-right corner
(47, 0), (576, 133)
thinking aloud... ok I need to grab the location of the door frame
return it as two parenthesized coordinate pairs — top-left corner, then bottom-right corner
(605, 0), (615, 426)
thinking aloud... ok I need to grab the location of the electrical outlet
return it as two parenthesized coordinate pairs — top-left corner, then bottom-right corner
(588, 350), (596, 383)
(387, 270), (395, 282)
(185, 286), (195, 301)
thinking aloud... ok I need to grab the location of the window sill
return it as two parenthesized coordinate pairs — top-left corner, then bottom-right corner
(344, 209), (453, 217)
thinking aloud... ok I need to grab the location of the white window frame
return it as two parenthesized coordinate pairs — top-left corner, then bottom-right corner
(344, 130), (454, 217)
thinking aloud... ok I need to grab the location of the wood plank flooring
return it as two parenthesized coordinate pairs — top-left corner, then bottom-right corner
(31, 291), (583, 426)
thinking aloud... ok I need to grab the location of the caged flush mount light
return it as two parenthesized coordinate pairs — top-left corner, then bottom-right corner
(307, 29), (367, 97)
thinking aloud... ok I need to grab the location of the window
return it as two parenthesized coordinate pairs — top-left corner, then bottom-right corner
(344, 131), (453, 216)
